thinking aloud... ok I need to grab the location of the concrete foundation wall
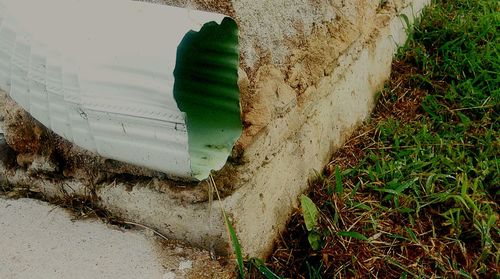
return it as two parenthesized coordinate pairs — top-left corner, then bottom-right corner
(1, 0), (430, 257)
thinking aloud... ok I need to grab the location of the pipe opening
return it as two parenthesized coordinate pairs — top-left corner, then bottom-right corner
(173, 17), (242, 180)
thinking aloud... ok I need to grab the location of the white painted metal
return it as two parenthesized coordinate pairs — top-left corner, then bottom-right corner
(0, 0), (230, 180)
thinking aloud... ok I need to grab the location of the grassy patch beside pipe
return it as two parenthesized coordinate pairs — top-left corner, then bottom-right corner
(267, 0), (499, 277)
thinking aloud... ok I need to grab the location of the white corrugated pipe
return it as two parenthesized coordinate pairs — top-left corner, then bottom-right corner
(0, 0), (242, 181)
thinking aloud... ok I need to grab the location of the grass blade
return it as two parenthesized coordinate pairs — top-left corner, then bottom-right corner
(224, 215), (245, 278)
(250, 258), (283, 279)
(337, 231), (368, 241)
(335, 166), (344, 194)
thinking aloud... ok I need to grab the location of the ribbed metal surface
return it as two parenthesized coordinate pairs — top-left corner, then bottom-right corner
(174, 18), (241, 179)
(0, 0), (240, 180)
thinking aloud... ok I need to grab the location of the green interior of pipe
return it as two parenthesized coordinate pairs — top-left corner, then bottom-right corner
(173, 17), (242, 180)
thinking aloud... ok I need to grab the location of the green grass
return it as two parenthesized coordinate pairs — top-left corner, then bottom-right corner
(268, 0), (499, 277)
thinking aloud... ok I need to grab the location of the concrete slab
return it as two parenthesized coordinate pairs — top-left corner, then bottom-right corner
(0, 198), (232, 279)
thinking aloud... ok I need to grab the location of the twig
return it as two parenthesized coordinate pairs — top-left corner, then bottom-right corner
(122, 221), (170, 242)
(449, 104), (494, 112)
